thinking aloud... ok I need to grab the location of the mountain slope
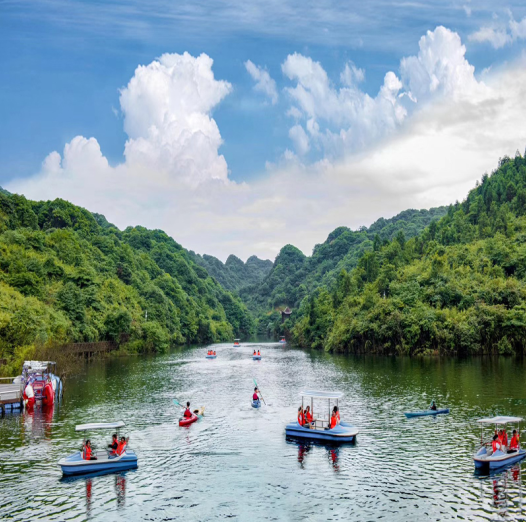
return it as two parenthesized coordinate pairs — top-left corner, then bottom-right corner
(240, 206), (447, 317)
(0, 194), (254, 370)
(291, 153), (526, 355)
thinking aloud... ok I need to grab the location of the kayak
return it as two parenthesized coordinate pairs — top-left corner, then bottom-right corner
(179, 413), (199, 426)
(404, 408), (450, 418)
(251, 400), (261, 409)
(253, 355), (261, 360)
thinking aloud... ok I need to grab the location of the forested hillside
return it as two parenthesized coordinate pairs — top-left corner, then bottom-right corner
(0, 193), (253, 371)
(188, 252), (272, 292)
(290, 153), (526, 355)
(239, 207), (447, 319)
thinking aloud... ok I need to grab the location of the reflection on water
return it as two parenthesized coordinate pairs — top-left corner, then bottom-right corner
(1, 346), (526, 520)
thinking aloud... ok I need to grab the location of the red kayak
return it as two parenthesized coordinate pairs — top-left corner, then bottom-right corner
(179, 414), (198, 427)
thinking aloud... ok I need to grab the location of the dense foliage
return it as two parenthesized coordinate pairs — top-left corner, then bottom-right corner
(0, 194), (254, 370)
(238, 207), (447, 333)
(290, 153), (526, 355)
(188, 252), (272, 292)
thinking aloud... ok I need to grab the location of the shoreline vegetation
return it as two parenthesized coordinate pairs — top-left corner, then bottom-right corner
(1, 152), (526, 373)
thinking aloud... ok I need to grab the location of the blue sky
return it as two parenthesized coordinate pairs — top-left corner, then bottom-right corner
(2, 0), (526, 259)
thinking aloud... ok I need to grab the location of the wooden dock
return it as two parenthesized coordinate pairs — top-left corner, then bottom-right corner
(0, 377), (23, 413)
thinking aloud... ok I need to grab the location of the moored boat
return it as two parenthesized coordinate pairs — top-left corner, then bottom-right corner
(404, 408), (450, 418)
(285, 391), (358, 443)
(58, 421), (137, 476)
(473, 416), (526, 470)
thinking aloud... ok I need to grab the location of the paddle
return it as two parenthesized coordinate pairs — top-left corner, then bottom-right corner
(253, 378), (266, 405)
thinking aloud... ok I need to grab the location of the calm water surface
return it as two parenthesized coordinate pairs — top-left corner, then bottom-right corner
(1, 344), (526, 521)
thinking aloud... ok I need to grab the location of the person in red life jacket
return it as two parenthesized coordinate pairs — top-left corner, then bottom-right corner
(257, 350), (260, 356)
(116, 436), (129, 456)
(108, 433), (118, 454)
(184, 401), (193, 418)
(23, 383), (35, 409)
(253, 387), (260, 402)
(508, 430), (520, 453)
(298, 406), (305, 426)
(253, 350), (256, 356)
(305, 405), (313, 425)
(492, 434), (502, 453)
(501, 429), (509, 448)
(329, 410), (338, 429)
(83, 440), (98, 460)
(213, 351), (216, 355)
(332, 406), (341, 425)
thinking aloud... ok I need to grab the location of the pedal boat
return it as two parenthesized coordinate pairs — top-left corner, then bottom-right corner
(253, 354), (262, 360)
(58, 421), (138, 476)
(205, 354), (217, 359)
(473, 416), (526, 470)
(279, 336), (286, 344)
(233, 339), (241, 347)
(404, 408), (450, 418)
(285, 391), (358, 443)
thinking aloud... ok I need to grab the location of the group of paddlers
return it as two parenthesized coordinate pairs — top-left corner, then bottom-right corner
(253, 350), (261, 356)
(207, 350), (217, 356)
(297, 405), (340, 429)
(82, 433), (129, 460)
(492, 429), (520, 454)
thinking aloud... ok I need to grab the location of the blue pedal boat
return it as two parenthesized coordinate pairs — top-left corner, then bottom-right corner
(205, 354), (217, 359)
(58, 421), (138, 476)
(474, 416), (526, 470)
(252, 399), (261, 408)
(253, 355), (262, 360)
(404, 408), (450, 418)
(285, 391), (358, 443)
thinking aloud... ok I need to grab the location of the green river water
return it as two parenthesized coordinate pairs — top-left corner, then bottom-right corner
(1, 342), (526, 521)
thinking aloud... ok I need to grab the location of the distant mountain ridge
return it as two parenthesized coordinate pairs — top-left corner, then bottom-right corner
(238, 206), (448, 316)
(188, 252), (273, 292)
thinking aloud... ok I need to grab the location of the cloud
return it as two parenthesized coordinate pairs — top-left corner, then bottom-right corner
(469, 12), (526, 48)
(244, 60), (278, 104)
(282, 26), (485, 159)
(6, 33), (526, 263)
(288, 125), (310, 155)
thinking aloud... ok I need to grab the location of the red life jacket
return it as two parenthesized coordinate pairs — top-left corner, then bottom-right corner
(492, 440), (501, 452)
(330, 416), (337, 429)
(502, 433), (508, 446)
(510, 436), (519, 450)
(253, 393), (259, 401)
(116, 441), (126, 455)
(298, 412), (305, 426)
(83, 445), (92, 460)
(257, 351), (260, 355)
(184, 408), (192, 418)
(305, 411), (313, 423)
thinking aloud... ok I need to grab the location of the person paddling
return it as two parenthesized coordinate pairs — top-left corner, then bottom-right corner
(253, 387), (260, 403)
(184, 401), (193, 418)
(430, 401), (437, 411)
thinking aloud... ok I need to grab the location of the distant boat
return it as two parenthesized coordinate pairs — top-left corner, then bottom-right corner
(233, 339), (241, 347)
(279, 336), (286, 344)
(253, 354), (261, 360)
(404, 408), (450, 418)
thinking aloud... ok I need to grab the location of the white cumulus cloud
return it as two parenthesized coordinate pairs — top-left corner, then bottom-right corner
(244, 60), (278, 104)
(469, 12), (526, 49)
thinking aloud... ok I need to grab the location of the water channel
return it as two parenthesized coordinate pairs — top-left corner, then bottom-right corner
(1, 343), (526, 520)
